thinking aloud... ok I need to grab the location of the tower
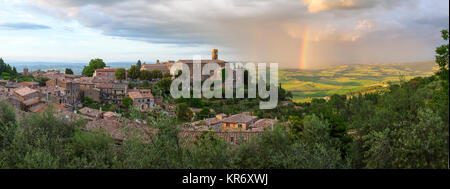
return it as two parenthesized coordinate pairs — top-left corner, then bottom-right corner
(212, 49), (218, 60)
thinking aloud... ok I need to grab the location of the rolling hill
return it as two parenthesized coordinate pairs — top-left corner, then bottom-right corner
(280, 61), (438, 102)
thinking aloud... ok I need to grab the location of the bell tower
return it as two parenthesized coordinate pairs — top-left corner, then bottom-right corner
(212, 49), (218, 60)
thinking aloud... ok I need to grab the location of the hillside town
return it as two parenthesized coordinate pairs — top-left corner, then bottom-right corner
(0, 49), (278, 145)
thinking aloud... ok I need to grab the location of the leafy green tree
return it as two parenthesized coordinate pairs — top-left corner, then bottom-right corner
(122, 96), (133, 108)
(82, 58), (106, 77)
(128, 65), (140, 80)
(139, 70), (152, 81)
(115, 68), (126, 80)
(190, 131), (232, 168)
(0, 101), (17, 150)
(0, 58), (6, 74)
(362, 108), (448, 169)
(278, 84), (293, 101)
(0, 101), (16, 126)
(65, 68), (74, 75)
(12, 67), (17, 76)
(235, 124), (345, 169)
(35, 76), (49, 86)
(163, 72), (172, 78)
(0, 58), (18, 78)
(67, 130), (114, 168)
(151, 70), (163, 79)
(435, 29), (449, 83)
(157, 77), (172, 95)
(136, 60), (142, 70)
(198, 107), (211, 120)
(176, 103), (193, 121)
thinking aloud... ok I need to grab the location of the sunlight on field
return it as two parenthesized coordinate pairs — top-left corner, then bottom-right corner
(280, 61), (437, 102)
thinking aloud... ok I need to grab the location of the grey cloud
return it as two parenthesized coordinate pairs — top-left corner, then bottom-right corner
(26, 0), (450, 68)
(0, 22), (51, 30)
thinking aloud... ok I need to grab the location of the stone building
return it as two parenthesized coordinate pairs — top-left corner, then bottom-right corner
(93, 68), (116, 82)
(13, 87), (46, 112)
(45, 77), (81, 105)
(75, 77), (101, 101)
(78, 107), (104, 120)
(97, 82), (128, 104)
(221, 112), (258, 131)
(127, 89), (154, 111)
(141, 61), (174, 74)
(173, 49), (227, 81)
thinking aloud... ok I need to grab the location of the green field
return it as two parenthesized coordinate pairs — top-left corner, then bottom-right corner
(280, 61), (438, 102)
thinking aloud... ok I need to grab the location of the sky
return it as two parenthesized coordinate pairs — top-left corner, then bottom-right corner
(0, 0), (448, 69)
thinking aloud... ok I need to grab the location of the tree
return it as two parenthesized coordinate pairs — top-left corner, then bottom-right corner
(278, 84), (293, 101)
(65, 68), (74, 75)
(136, 60), (142, 70)
(157, 78), (172, 95)
(122, 96), (133, 108)
(151, 70), (163, 79)
(115, 68), (126, 80)
(0, 58), (17, 78)
(139, 70), (152, 81)
(0, 58), (6, 74)
(12, 67), (17, 76)
(35, 76), (49, 86)
(0, 100), (16, 125)
(82, 58), (106, 77)
(128, 65), (140, 80)
(176, 103), (193, 121)
(435, 29), (449, 83)
(198, 107), (211, 120)
(163, 72), (172, 78)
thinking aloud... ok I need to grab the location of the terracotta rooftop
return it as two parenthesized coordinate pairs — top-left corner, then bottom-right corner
(14, 87), (38, 97)
(222, 113), (258, 124)
(192, 117), (222, 126)
(22, 97), (41, 106)
(74, 77), (94, 84)
(19, 81), (39, 86)
(95, 68), (116, 72)
(249, 119), (276, 131)
(128, 91), (153, 99)
(78, 107), (103, 118)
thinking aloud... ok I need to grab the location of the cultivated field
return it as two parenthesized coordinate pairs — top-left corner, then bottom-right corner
(280, 61), (438, 102)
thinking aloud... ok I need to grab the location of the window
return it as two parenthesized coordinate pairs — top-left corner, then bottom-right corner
(230, 136), (234, 143)
(238, 124), (242, 129)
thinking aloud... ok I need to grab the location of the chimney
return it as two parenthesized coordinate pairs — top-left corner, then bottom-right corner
(212, 49), (218, 60)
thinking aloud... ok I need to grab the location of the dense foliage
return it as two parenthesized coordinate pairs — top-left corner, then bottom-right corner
(82, 58), (106, 77)
(115, 68), (126, 80)
(0, 58), (18, 80)
(65, 68), (74, 75)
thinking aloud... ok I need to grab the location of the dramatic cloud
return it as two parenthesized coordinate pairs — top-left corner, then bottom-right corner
(20, 0), (450, 68)
(0, 22), (51, 30)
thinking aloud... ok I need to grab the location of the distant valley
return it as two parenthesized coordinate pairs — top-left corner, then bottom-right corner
(280, 61), (438, 102)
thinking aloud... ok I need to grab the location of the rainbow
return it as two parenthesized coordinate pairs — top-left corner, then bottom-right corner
(299, 29), (309, 70)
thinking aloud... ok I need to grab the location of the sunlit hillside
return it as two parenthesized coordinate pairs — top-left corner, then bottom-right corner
(280, 61), (438, 102)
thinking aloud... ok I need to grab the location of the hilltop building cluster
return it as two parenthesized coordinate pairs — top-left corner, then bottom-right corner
(0, 49), (278, 145)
